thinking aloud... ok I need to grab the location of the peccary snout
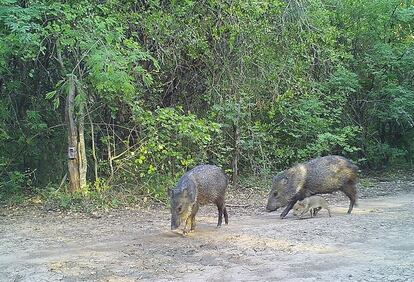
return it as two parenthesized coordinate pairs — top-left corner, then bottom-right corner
(171, 212), (180, 231)
(266, 176), (289, 212)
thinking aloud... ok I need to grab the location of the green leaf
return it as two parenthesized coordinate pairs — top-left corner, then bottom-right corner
(45, 90), (57, 100)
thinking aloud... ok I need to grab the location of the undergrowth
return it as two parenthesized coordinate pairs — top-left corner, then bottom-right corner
(2, 170), (412, 212)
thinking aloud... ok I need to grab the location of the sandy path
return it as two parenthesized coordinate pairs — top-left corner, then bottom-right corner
(1, 186), (413, 281)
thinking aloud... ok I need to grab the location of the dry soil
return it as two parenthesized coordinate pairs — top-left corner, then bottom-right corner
(1, 179), (413, 281)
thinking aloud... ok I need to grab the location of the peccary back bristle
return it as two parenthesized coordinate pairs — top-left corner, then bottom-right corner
(175, 164), (228, 205)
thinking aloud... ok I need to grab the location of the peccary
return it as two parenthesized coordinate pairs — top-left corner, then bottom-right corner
(169, 164), (228, 234)
(293, 195), (331, 218)
(266, 155), (358, 218)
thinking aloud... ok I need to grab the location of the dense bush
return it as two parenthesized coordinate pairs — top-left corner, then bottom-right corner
(0, 0), (413, 203)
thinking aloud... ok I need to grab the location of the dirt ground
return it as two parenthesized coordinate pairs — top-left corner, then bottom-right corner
(1, 178), (414, 282)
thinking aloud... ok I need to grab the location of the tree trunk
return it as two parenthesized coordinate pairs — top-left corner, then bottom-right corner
(58, 40), (87, 191)
(232, 102), (241, 188)
(106, 125), (114, 181)
(87, 106), (99, 181)
(232, 139), (239, 188)
(78, 97), (87, 188)
(66, 75), (80, 192)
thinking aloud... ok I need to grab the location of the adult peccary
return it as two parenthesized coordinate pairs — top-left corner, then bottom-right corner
(293, 195), (331, 218)
(169, 164), (228, 234)
(266, 155), (358, 218)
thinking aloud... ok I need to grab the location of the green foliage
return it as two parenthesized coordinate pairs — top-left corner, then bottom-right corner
(41, 186), (118, 212)
(111, 106), (220, 187)
(0, 170), (34, 205)
(1, 0), (413, 207)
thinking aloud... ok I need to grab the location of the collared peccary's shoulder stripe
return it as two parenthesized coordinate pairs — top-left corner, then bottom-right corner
(292, 164), (307, 193)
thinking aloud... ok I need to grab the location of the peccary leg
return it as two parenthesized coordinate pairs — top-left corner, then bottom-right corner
(217, 200), (225, 227)
(313, 207), (322, 216)
(183, 217), (192, 235)
(300, 206), (310, 218)
(223, 206), (229, 225)
(342, 184), (357, 214)
(299, 208), (312, 219)
(190, 204), (199, 231)
(326, 206), (331, 217)
(217, 207), (223, 227)
(280, 192), (305, 218)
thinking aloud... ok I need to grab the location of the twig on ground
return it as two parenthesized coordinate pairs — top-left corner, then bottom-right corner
(226, 204), (251, 208)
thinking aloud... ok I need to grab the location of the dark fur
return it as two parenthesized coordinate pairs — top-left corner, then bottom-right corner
(266, 155), (358, 218)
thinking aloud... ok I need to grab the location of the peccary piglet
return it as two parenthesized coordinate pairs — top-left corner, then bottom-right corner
(170, 164), (228, 234)
(293, 196), (331, 218)
(266, 155), (358, 218)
